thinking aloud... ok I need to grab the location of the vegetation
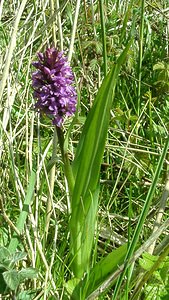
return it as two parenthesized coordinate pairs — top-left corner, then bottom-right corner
(0, 0), (169, 299)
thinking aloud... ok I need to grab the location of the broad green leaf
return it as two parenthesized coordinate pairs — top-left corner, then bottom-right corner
(153, 62), (165, 71)
(0, 246), (10, 263)
(139, 252), (159, 271)
(160, 264), (169, 283)
(8, 251), (27, 268)
(17, 290), (37, 300)
(0, 251), (26, 269)
(84, 243), (127, 297)
(70, 244), (127, 299)
(3, 270), (20, 290)
(139, 252), (169, 272)
(70, 40), (132, 278)
(19, 267), (38, 281)
(64, 278), (80, 298)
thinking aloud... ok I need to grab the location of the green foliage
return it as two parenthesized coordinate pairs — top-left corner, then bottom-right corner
(138, 252), (169, 299)
(143, 281), (169, 300)
(83, 243), (128, 298)
(3, 270), (20, 291)
(153, 61), (169, 94)
(70, 41), (131, 279)
(0, 0), (169, 299)
(0, 246), (38, 295)
(16, 290), (37, 300)
(8, 170), (36, 254)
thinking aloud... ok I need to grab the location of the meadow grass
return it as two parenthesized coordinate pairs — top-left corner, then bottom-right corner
(0, 0), (169, 299)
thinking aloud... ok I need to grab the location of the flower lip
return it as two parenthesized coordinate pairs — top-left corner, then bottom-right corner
(32, 47), (77, 126)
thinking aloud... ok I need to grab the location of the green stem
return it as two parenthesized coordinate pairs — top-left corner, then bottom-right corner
(44, 128), (58, 242)
(56, 126), (74, 197)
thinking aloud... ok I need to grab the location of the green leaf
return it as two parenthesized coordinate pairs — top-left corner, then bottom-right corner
(152, 271), (164, 284)
(10, 251), (27, 264)
(19, 267), (38, 281)
(64, 278), (80, 298)
(70, 244), (128, 299)
(0, 249), (27, 269)
(3, 270), (20, 290)
(139, 252), (169, 272)
(153, 62), (165, 71)
(160, 264), (169, 283)
(17, 290), (37, 300)
(70, 40), (132, 278)
(84, 243), (128, 297)
(0, 246), (10, 263)
(139, 252), (159, 271)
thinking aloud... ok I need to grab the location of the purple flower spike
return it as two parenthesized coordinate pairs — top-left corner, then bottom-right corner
(32, 47), (77, 126)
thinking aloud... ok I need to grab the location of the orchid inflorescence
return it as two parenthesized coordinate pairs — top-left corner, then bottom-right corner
(32, 47), (77, 127)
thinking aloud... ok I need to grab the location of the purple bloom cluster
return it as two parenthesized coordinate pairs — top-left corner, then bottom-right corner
(32, 47), (77, 127)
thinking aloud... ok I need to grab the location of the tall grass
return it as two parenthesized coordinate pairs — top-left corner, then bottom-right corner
(0, 1), (169, 299)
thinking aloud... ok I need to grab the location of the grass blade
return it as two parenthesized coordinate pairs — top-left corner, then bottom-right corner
(113, 135), (169, 299)
(0, 0), (28, 109)
(8, 169), (36, 253)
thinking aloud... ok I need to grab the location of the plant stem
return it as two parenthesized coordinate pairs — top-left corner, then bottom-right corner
(56, 126), (74, 197)
(45, 128), (58, 240)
